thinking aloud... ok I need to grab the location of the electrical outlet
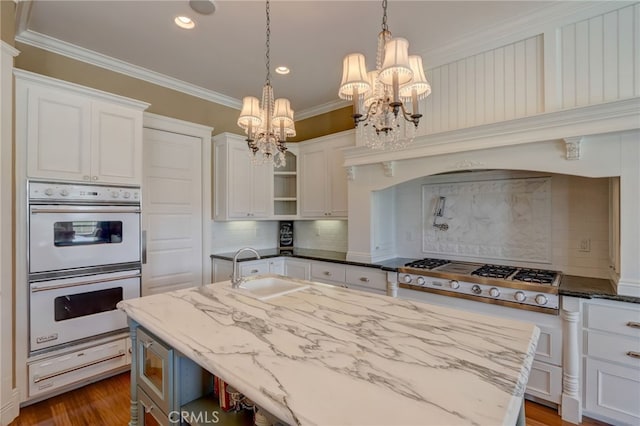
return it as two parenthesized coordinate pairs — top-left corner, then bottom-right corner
(579, 238), (591, 252)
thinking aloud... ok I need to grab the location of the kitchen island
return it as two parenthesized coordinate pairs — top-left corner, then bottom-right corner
(118, 276), (540, 425)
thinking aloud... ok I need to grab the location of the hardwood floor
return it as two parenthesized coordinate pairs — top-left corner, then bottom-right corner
(10, 372), (610, 426)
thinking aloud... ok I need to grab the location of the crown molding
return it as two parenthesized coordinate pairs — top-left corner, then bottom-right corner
(296, 99), (350, 120)
(15, 29), (242, 110)
(0, 41), (20, 58)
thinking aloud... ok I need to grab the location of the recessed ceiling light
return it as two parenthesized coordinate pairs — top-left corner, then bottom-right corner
(174, 16), (195, 29)
(275, 66), (290, 75)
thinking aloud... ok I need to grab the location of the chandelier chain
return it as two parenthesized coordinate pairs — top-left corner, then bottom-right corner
(381, 0), (388, 32)
(265, 0), (271, 85)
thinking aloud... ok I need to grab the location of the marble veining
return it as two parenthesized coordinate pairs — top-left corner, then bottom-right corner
(119, 278), (539, 426)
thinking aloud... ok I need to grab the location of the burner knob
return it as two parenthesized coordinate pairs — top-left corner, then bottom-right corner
(402, 274), (412, 284)
(111, 191), (120, 198)
(123, 192), (131, 199)
(514, 291), (526, 302)
(416, 277), (425, 286)
(535, 294), (548, 305)
(449, 280), (460, 289)
(489, 287), (500, 297)
(44, 188), (54, 196)
(471, 285), (482, 295)
(60, 189), (69, 197)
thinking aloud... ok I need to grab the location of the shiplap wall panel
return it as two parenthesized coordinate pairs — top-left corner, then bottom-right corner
(420, 35), (543, 136)
(561, 3), (639, 108)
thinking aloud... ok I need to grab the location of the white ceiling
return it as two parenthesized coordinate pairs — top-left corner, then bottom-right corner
(23, 0), (576, 118)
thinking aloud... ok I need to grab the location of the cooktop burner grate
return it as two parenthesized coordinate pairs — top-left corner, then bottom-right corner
(471, 264), (517, 279)
(512, 268), (558, 285)
(404, 258), (450, 270)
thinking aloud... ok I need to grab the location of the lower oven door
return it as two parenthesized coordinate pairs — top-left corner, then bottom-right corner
(29, 204), (141, 274)
(30, 269), (141, 352)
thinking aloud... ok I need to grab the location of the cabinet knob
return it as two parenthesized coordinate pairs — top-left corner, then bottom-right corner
(92, 176), (98, 181)
(359, 277), (370, 282)
(83, 175), (90, 181)
(323, 271), (332, 276)
(250, 269), (259, 274)
(626, 351), (640, 359)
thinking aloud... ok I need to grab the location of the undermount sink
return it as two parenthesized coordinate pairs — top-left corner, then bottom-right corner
(231, 276), (309, 301)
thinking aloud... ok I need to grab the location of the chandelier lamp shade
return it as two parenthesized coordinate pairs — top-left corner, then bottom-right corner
(338, 0), (431, 150)
(237, 0), (295, 168)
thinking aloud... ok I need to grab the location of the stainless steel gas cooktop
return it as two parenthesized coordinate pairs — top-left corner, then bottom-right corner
(398, 258), (561, 314)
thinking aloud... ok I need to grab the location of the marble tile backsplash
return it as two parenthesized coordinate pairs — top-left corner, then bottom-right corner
(422, 178), (552, 263)
(294, 220), (348, 252)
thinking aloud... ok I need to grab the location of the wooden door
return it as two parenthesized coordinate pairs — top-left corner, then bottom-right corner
(142, 128), (203, 295)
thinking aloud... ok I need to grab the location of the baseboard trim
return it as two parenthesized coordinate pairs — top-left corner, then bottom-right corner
(1, 387), (20, 426)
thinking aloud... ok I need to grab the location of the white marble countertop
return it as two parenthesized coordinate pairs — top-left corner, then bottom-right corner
(118, 276), (539, 426)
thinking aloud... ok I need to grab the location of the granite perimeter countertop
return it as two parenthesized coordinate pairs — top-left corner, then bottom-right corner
(211, 249), (639, 303)
(119, 276), (539, 425)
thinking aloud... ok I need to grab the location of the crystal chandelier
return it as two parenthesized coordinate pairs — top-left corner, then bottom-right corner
(237, 0), (295, 168)
(338, 0), (431, 150)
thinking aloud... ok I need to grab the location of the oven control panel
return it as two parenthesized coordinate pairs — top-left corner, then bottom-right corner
(398, 273), (559, 310)
(29, 182), (140, 203)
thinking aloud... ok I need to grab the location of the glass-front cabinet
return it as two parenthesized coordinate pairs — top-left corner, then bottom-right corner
(273, 150), (298, 217)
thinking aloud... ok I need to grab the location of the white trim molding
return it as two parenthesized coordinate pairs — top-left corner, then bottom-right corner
(381, 161), (394, 177)
(15, 30), (241, 110)
(563, 136), (583, 160)
(561, 296), (583, 424)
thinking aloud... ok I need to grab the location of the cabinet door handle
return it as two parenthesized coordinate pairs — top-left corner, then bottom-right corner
(626, 351), (640, 359)
(626, 322), (640, 329)
(359, 277), (370, 283)
(142, 340), (153, 349)
(323, 271), (332, 276)
(83, 175), (90, 181)
(250, 269), (259, 274)
(140, 400), (155, 414)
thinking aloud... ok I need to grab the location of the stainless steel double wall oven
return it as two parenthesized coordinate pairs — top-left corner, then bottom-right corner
(28, 181), (142, 353)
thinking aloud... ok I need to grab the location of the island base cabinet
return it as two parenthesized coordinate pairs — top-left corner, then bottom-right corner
(137, 386), (170, 426)
(585, 358), (640, 425)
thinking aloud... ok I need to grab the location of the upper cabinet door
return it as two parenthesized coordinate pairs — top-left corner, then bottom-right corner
(26, 85), (92, 182)
(91, 101), (143, 185)
(299, 144), (328, 218)
(327, 138), (351, 217)
(18, 70), (148, 185)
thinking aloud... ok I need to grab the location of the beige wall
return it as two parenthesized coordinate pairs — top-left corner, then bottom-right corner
(13, 41), (352, 141)
(1, 0), (15, 45)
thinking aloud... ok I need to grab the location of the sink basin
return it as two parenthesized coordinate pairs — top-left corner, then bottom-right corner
(231, 276), (309, 301)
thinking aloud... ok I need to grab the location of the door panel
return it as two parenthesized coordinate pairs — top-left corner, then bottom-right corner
(142, 128), (203, 295)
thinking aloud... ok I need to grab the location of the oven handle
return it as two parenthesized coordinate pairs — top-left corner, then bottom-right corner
(30, 208), (141, 214)
(141, 230), (147, 265)
(30, 273), (141, 293)
(33, 351), (126, 384)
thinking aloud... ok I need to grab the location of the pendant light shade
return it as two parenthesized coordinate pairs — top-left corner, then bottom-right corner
(339, 53), (371, 100)
(379, 37), (413, 86)
(399, 55), (431, 100)
(237, 96), (262, 131)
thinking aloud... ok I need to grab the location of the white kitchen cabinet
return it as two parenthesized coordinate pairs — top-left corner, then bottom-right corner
(17, 70), (147, 185)
(299, 131), (354, 219)
(212, 257), (284, 282)
(284, 258), (311, 280)
(310, 260), (387, 295)
(213, 133), (272, 220)
(273, 149), (298, 218)
(583, 299), (640, 425)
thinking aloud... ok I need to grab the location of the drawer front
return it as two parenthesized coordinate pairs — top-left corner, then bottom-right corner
(586, 303), (640, 338)
(240, 261), (269, 277)
(346, 266), (387, 292)
(284, 259), (311, 280)
(525, 360), (562, 404)
(585, 358), (640, 425)
(347, 283), (387, 295)
(29, 339), (127, 397)
(311, 261), (346, 283)
(138, 386), (170, 426)
(586, 330), (640, 368)
(137, 328), (173, 415)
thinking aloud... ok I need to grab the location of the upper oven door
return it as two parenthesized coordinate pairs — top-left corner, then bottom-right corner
(29, 204), (141, 274)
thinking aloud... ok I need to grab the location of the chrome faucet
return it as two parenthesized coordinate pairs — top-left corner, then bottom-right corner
(231, 247), (261, 288)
